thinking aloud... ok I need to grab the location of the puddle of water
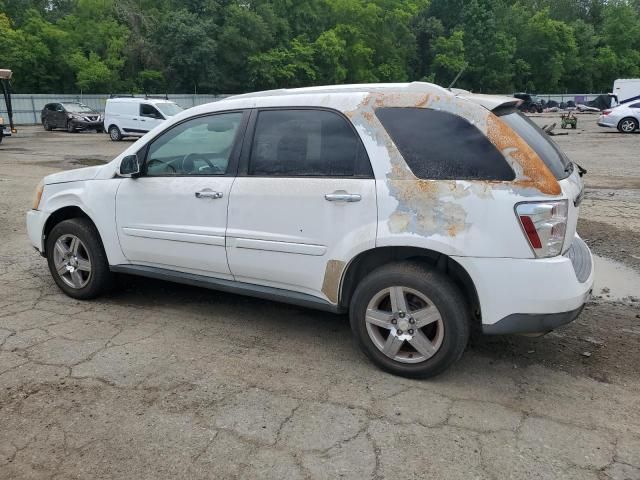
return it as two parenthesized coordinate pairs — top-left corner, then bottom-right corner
(592, 255), (640, 300)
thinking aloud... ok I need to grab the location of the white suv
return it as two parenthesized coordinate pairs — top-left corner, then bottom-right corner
(26, 83), (593, 378)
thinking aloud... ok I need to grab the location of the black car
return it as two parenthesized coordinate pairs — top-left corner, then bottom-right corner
(513, 93), (544, 113)
(41, 102), (104, 133)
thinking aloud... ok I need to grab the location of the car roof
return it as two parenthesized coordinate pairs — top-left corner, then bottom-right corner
(213, 82), (519, 113)
(107, 97), (175, 104)
(228, 82), (451, 100)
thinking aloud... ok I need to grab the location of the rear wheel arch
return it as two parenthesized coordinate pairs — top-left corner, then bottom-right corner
(618, 117), (639, 132)
(339, 246), (481, 327)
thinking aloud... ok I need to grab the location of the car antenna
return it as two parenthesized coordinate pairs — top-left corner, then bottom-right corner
(447, 63), (468, 91)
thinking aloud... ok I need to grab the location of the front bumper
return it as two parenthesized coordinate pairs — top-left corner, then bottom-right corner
(453, 234), (594, 334)
(26, 209), (48, 254)
(1, 126), (11, 136)
(70, 119), (104, 130)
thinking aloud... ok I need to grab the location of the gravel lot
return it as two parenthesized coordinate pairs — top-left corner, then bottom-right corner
(1, 116), (639, 480)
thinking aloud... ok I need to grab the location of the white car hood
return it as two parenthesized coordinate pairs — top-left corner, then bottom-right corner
(44, 165), (104, 185)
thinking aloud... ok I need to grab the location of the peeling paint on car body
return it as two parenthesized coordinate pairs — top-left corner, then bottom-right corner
(322, 259), (346, 304)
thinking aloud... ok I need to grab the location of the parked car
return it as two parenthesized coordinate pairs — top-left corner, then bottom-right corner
(41, 102), (103, 133)
(597, 102), (640, 133)
(513, 92), (544, 113)
(104, 96), (183, 141)
(26, 83), (593, 378)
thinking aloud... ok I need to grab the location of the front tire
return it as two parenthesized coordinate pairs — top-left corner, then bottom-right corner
(109, 125), (122, 141)
(46, 218), (113, 300)
(67, 121), (76, 133)
(618, 117), (638, 133)
(350, 262), (469, 379)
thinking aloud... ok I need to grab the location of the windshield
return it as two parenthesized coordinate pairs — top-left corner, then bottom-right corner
(495, 108), (572, 179)
(156, 102), (183, 117)
(63, 103), (94, 113)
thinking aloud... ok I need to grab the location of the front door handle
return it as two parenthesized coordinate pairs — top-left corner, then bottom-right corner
(195, 190), (224, 199)
(325, 191), (361, 203)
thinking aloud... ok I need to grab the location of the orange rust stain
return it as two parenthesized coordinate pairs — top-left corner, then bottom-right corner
(486, 115), (561, 195)
(447, 225), (459, 237)
(321, 260), (345, 304)
(414, 94), (431, 108)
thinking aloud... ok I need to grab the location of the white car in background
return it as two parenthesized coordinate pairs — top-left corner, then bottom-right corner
(598, 101), (640, 133)
(26, 83), (593, 378)
(104, 96), (183, 141)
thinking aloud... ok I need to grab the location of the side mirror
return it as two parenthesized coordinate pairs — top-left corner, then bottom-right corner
(119, 154), (141, 177)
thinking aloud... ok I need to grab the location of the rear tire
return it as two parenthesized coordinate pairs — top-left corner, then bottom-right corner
(43, 119), (53, 131)
(349, 262), (469, 379)
(618, 117), (638, 133)
(46, 218), (113, 300)
(109, 125), (122, 141)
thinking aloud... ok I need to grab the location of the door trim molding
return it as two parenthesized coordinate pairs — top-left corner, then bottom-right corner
(110, 264), (344, 313)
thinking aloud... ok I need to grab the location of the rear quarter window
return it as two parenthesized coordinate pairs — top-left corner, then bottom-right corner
(375, 107), (515, 181)
(494, 108), (572, 179)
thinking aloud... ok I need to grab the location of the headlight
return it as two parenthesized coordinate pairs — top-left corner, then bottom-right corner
(32, 180), (44, 210)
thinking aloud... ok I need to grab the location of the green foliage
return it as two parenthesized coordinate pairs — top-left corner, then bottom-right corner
(0, 0), (639, 93)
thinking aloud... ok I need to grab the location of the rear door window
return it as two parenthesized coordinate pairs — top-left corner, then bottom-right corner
(248, 109), (372, 177)
(375, 107), (515, 180)
(494, 108), (572, 179)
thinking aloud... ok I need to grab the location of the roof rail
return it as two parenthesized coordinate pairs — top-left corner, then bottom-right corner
(109, 93), (135, 99)
(144, 93), (169, 100)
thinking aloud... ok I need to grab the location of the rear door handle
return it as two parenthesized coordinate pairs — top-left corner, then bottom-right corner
(195, 190), (224, 199)
(325, 191), (361, 202)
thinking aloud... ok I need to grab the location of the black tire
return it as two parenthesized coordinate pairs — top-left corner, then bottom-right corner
(0, 130), (3, 144)
(43, 119), (53, 131)
(46, 218), (113, 300)
(96, 128), (104, 133)
(349, 262), (469, 379)
(109, 125), (122, 141)
(67, 121), (76, 133)
(618, 117), (638, 133)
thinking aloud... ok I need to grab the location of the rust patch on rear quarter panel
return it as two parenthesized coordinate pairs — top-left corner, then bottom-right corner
(486, 114), (561, 195)
(322, 260), (345, 304)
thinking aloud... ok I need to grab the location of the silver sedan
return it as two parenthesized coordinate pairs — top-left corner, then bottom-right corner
(598, 101), (640, 133)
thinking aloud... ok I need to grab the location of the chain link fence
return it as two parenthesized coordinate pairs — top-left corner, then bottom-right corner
(2, 92), (610, 125)
(1, 94), (230, 125)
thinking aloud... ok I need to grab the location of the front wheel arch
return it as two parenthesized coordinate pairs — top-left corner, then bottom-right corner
(43, 206), (102, 255)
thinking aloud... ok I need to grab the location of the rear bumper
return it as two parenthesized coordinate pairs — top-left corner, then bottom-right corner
(597, 117), (617, 128)
(453, 234), (594, 334)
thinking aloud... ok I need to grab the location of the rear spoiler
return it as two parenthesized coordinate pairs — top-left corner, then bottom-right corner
(453, 91), (521, 111)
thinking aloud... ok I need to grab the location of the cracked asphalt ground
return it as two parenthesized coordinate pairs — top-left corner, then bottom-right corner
(1, 118), (639, 480)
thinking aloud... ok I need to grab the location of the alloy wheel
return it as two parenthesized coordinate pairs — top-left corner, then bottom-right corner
(365, 286), (445, 364)
(620, 119), (637, 133)
(52, 234), (92, 289)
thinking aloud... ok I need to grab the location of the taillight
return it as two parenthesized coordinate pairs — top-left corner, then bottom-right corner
(516, 200), (568, 258)
(602, 110), (612, 116)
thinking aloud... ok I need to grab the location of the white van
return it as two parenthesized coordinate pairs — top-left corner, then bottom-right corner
(104, 96), (183, 141)
(613, 79), (640, 105)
